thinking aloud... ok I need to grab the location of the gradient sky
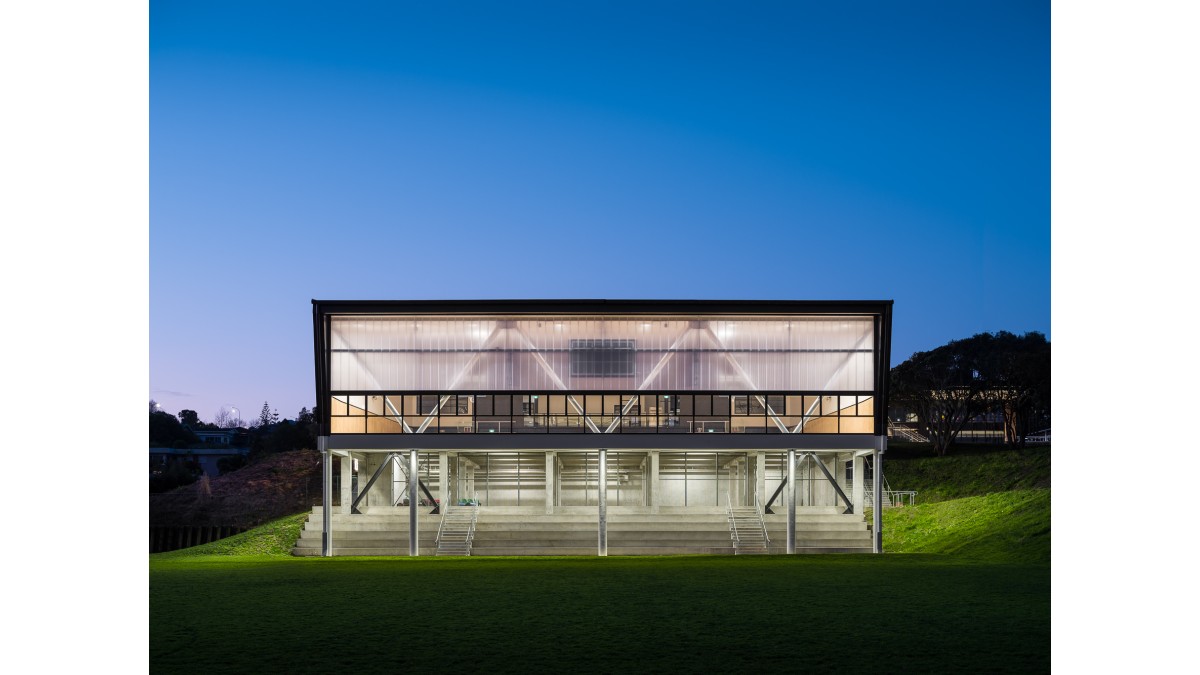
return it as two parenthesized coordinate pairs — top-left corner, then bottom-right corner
(150, 0), (1049, 423)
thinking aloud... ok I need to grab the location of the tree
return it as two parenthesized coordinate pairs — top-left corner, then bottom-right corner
(978, 332), (1051, 449)
(213, 407), (241, 429)
(259, 401), (272, 428)
(177, 409), (200, 428)
(891, 331), (1051, 455)
(149, 410), (199, 447)
(891, 336), (990, 456)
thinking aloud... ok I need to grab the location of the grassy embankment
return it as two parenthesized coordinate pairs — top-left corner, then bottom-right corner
(879, 445), (1050, 563)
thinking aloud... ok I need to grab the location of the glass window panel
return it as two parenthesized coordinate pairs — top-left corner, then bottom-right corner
(385, 396), (404, 416)
(804, 416), (839, 434)
(857, 397), (874, 416)
(493, 395), (512, 415)
(330, 396), (348, 416)
(713, 395), (731, 416)
(549, 416), (585, 433)
(822, 395), (839, 415)
(402, 395), (419, 416)
(694, 395), (712, 416)
(640, 395), (657, 415)
(840, 417), (874, 434)
(331, 417), (365, 434)
(475, 395), (494, 416)
(732, 395), (750, 415)
(346, 396), (365, 415)
(803, 396), (822, 416)
(419, 395), (440, 415)
(659, 394), (679, 415)
(367, 395), (385, 416)
(840, 396), (858, 415)
(477, 418), (511, 433)
(367, 416), (403, 433)
(677, 395), (694, 416)
(766, 395), (785, 414)
(605, 395), (624, 416)
(786, 395), (805, 416)
(585, 394), (604, 415)
(548, 395), (567, 415)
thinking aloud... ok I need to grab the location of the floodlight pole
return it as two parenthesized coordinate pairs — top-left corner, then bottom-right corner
(598, 448), (608, 556)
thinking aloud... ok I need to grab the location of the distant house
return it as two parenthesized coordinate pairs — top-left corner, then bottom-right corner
(150, 428), (250, 478)
(193, 428), (243, 446)
(150, 446), (250, 478)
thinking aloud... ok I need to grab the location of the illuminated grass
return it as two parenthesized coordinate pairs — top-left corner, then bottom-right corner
(151, 555), (1047, 673)
(883, 489), (1050, 563)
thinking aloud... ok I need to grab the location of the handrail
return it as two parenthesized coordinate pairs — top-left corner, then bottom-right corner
(436, 486), (453, 545)
(754, 489), (770, 549)
(726, 490), (739, 546)
(467, 492), (479, 555)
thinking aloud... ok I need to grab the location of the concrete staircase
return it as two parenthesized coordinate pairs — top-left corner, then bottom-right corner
(728, 506), (769, 555)
(764, 507), (874, 553)
(434, 506), (477, 556)
(293, 506), (872, 556)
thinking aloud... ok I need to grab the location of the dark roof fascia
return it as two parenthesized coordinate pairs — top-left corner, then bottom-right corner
(312, 299), (893, 318)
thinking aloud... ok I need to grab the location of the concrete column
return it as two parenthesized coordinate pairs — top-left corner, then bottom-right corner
(320, 437), (331, 557)
(649, 450), (660, 514)
(852, 452), (866, 516)
(756, 452), (766, 509)
(598, 449), (608, 556)
(339, 451), (352, 515)
(437, 452), (449, 511)
(409, 449), (419, 557)
(545, 451), (556, 514)
(873, 437), (885, 554)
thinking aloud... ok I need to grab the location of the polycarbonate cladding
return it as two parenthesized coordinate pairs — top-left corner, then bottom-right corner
(329, 315), (874, 392)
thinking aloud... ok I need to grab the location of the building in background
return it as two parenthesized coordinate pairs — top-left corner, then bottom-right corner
(300, 299), (893, 556)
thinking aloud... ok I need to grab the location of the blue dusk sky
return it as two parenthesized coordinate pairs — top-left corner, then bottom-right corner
(150, 0), (1049, 422)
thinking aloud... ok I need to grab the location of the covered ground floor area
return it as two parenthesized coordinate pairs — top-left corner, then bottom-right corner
(300, 435), (888, 556)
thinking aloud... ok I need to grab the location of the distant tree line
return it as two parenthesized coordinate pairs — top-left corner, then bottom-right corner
(890, 331), (1050, 456)
(149, 400), (319, 492)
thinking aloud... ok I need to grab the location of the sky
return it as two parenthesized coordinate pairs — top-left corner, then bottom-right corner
(150, 0), (1049, 423)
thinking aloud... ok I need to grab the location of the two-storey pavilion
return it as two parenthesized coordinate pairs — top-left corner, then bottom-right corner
(311, 299), (893, 556)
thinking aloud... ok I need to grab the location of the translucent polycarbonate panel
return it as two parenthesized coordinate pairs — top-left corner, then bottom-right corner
(329, 315), (875, 392)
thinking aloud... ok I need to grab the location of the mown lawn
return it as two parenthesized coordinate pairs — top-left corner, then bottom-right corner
(151, 554), (1048, 674)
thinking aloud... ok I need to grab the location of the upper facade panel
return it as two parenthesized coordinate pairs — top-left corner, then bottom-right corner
(324, 309), (879, 393)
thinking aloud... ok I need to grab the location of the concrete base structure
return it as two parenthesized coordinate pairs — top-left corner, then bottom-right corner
(293, 505), (872, 556)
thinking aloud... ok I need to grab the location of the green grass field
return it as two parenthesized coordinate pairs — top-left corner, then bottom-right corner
(151, 555), (1048, 673)
(151, 449), (1050, 673)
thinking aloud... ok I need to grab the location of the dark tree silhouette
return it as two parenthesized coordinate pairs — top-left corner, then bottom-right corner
(891, 331), (1050, 455)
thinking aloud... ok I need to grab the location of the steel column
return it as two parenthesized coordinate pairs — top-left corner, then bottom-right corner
(438, 452), (448, 509)
(786, 448), (796, 554)
(409, 449), (419, 556)
(873, 438), (884, 554)
(320, 437), (331, 557)
(598, 448), (608, 556)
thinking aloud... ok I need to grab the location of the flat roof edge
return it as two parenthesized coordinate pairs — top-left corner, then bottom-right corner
(312, 299), (893, 315)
